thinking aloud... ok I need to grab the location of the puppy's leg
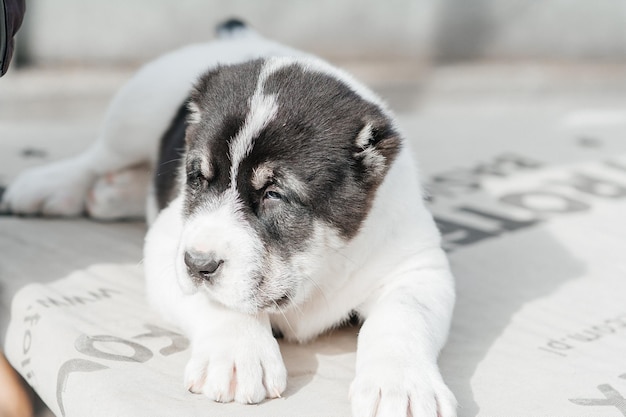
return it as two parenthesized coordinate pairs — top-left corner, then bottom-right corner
(1, 55), (181, 217)
(351, 249), (457, 417)
(0, 115), (157, 217)
(0, 139), (117, 216)
(183, 304), (287, 404)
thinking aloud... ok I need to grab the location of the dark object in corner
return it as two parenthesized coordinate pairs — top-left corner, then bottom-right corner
(0, 0), (26, 77)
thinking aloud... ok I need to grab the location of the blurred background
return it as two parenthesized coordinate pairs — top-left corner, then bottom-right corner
(11, 0), (626, 66)
(2, 0), (625, 187)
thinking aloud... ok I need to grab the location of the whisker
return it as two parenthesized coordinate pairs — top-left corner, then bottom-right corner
(158, 157), (185, 169)
(322, 242), (357, 266)
(256, 281), (298, 338)
(300, 272), (330, 309)
(271, 299), (297, 338)
(285, 290), (304, 317)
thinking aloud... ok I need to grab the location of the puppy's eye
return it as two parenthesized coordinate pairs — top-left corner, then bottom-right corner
(263, 190), (282, 201)
(186, 159), (213, 191)
(187, 170), (208, 190)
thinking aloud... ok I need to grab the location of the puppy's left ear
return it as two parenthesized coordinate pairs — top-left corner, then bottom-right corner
(182, 100), (203, 146)
(354, 121), (401, 182)
(186, 100), (202, 125)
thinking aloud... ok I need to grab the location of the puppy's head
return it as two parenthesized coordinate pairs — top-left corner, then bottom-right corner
(176, 57), (401, 314)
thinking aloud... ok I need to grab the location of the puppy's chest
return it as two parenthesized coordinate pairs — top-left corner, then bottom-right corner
(269, 304), (348, 343)
(268, 278), (363, 343)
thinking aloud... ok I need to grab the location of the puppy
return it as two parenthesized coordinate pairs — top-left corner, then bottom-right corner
(1, 20), (457, 417)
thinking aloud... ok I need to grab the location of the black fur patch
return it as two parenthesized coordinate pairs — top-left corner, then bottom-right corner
(258, 64), (401, 239)
(155, 102), (188, 210)
(156, 58), (401, 249)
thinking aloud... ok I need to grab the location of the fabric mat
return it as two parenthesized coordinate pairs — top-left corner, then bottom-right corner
(2, 67), (626, 417)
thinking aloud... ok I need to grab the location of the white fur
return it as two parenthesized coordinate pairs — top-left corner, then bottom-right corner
(227, 58), (294, 188)
(228, 92), (278, 189)
(2, 30), (457, 417)
(175, 189), (264, 312)
(86, 165), (151, 219)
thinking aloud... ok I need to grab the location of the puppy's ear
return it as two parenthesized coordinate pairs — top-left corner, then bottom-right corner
(186, 100), (202, 125)
(354, 120), (401, 182)
(186, 67), (222, 128)
(183, 100), (202, 145)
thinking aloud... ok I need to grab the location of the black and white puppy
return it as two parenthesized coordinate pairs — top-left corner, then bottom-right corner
(1, 21), (457, 417)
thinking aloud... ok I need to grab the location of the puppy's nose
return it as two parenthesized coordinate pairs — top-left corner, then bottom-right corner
(184, 250), (224, 282)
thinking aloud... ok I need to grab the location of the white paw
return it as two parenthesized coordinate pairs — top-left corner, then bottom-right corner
(350, 364), (457, 417)
(184, 331), (287, 404)
(0, 158), (94, 216)
(86, 165), (150, 220)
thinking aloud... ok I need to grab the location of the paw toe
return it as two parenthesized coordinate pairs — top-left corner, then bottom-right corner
(262, 358), (287, 399)
(184, 358), (208, 394)
(203, 361), (236, 403)
(350, 382), (380, 417)
(233, 360), (266, 404)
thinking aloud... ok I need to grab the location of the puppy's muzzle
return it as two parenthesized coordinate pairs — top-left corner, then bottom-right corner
(184, 250), (224, 282)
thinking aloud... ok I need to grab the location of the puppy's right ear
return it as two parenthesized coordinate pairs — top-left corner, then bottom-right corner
(354, 120), (401, 183)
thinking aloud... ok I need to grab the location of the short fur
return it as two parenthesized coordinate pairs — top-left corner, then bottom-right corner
(1, 23), (457, 417)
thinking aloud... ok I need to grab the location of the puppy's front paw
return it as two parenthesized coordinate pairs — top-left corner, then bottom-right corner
(184, 332), (287, 404)
(1, 158), (94, 216)
(350, 364), (457, 417)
